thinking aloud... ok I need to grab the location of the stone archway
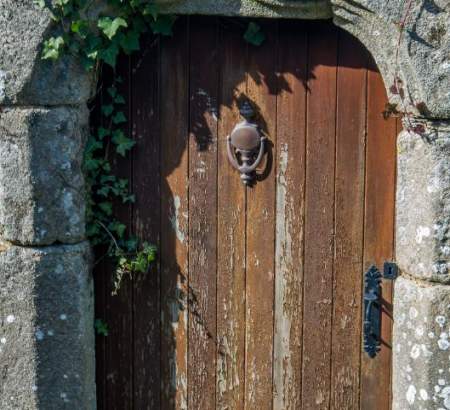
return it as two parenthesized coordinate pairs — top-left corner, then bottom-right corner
(0, 1), (448, 409)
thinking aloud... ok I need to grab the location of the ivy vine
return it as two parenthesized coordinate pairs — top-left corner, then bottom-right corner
(35, 0), (175, 297)
(35, 0), (263, 304)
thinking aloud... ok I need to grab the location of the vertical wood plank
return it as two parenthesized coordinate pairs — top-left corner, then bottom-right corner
(360, 58), (396, 410)
(331, 31), (367, 410)
(273, 20), (307, 410)
(105, 55), (133, 410)
(131, 33), (161, 409)
(216, 19), (247, 410)
(245, 19), (277, 410)
(187, 16), (219, 410)
(92, 71), (107, 410)
(160, 17), (189, 410)
(301, 22), (338, 410)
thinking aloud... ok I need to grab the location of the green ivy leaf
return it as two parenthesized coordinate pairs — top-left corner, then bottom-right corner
(120, 30), (140, 54)
(42, 36), (65, 60)
(130, 0), (143, 7)
(123, 194), (135, 204)
(100, 175), (116, 184)
(34, 0), (46, 8)
(150, 15), (176, 36)
(112, 130), (135, 156)
(125, 237), (139, 252)
(107, 86), (117, 98)
(99, 42), (120, 67)
(98, 16), (128, 40)
(85, 34), (102, 60)
(86, 222), (100, 238)
(114, 94), (126, 104)
(98, 127), (110, 139)
(244, 22), (265, 46)
(94, 319), (109, 336)
(109, 221), (127, 238)
(71, 19), (89, 39)
(80, 55), (96, 71)
(98, 201), (113, 216)
(143, 3), (159, 20)
(112, 111), (127, 125)
(85, 138), (103, 154)
(101, 104), (114, 117)
(97, 186), (110, 197)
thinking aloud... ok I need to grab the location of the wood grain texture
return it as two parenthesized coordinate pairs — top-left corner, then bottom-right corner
(105, 56), (134, 410)
(91, 75), (107, 410)
(160, 18), (189, 410)
(216, 19), (247, 410)
(331, 31), (367, 410)
(131, 33), (161, 409)
(187, 16), (219, 410)
(244, 19), (277, 410)
(360, 58), (397, 410)
(301, 22), (338, 410)
(93, 19), (396, 410)
(273, 20), (307, 410)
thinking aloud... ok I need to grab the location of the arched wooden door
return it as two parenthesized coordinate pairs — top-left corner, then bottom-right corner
(94, 17), (397, 410)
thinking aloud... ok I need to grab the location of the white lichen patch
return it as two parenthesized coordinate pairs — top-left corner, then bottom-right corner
(437, 386), (450, 409)
(35, 329), (44, 341)
(436, 316), (447, 327)
(420, 389), (429, 401)
(5, 314), (15, 323)
(438, 333), (450, 350)
(433, 262), (449, 275)
(0, 70), (6, 100)
(60, 314), (67, 320)
(416, 226), (431, 244)
(407, 385), (417, 405)
(410, 307), (419, 319)
(416, 325), (425, 338)
(411, 344), (421, 359)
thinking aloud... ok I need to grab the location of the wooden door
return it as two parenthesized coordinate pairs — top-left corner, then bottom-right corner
(94, 17), (397, 410)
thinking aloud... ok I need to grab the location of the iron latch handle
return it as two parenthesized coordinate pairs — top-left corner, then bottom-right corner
(363, 262), (398, 359)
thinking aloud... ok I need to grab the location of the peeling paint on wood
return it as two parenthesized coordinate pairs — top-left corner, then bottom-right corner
(273, 21), (307, 410)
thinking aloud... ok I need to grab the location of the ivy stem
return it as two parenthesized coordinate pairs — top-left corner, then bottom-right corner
(96, 219), (121, 251)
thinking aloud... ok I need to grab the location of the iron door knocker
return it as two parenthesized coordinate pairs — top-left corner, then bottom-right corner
(227, 101), (267, 186)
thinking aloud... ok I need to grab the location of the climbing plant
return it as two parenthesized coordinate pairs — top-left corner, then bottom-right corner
(35, 0), (263, 299)
(35, 0), (172, 295)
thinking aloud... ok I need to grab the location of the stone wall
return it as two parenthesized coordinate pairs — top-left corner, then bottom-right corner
(0, 0), (449, 409)
(0, 1), (96, 409)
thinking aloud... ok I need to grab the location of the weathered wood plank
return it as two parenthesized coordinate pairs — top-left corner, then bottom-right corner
(360, 58), (396, 410)
(131, 33), (161, 409)
(216, 18), (247, 410)
(273, 20), (307, 410)
(244, 19), (277, 410)
(331, 31), (367, 410)
(91, 66), (107, 410)
(105, 55), (134, 410)
(301, 21), (338, 410)
(160, 17), (190, 410)
(187, 16), (219, 410)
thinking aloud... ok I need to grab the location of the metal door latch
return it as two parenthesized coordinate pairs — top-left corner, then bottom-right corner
(363, 262), (398, 358)
(227, 101), (267, 186)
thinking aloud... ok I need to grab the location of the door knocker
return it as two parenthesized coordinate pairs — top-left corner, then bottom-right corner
(227, 101), (267, 186)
